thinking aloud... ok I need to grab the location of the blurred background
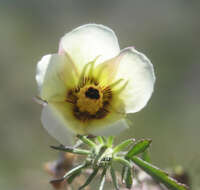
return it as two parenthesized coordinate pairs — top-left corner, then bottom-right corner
(0, 0), (199, 189)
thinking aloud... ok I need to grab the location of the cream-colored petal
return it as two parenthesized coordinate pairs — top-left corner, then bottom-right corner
(59, 24), (120, 72)
(91, 119), (128, 136)
(84, 96), (127, 135)
(115, 47), (155, 113)
(36, 54), (52, 92)
(41, 105), (74, 145)
(46, 97), (126, 136)
(40, 54), (78, 102)
(49, 102), (86, 134)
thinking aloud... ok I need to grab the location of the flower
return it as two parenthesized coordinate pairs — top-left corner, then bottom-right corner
(36, 24), (155, 145)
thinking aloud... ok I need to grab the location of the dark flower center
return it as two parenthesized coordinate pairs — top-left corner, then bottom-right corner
(85, 87), (100, 99)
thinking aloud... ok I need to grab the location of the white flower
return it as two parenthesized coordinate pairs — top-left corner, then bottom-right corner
(36, 24), (155, 145)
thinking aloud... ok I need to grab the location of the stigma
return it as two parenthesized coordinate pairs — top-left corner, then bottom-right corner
(77, 85), (103, 114)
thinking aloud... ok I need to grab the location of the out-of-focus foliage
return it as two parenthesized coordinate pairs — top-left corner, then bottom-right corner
(0, 0), (199, 189)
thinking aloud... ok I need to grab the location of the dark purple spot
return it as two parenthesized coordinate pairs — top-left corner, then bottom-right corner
(85, 87), (100, 99)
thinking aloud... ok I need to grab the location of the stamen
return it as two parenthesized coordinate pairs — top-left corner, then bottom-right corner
(78, 63), (91, 86)
(114, 80), (129, 94)
(96, 64), (108, 81)
(109, 79), (124, 89)
(88, 56), (100, 78)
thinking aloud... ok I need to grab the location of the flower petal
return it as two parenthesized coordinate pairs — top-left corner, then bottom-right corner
(36, 54), (52, 92)
(115, 47), (155, 113)
(41, 105), (74, 145)
(59, 24), (120, 72)
(39, 54), (78, 102)
(91, 119), (128, 136)
(46, 96), (126, 136)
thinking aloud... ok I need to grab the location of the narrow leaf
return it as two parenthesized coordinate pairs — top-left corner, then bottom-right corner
(121, 166), (128, 184)
(110, 166), (119, 190)
(67, 170), (81, 184)
(126, 139), (152, 158)
(114, 156), (132, 168)
(79, 167), (99, 190)
(97, 136), (104, 144)
(142, 149), (151, 163)
(131, 157), (188, 190)
(113, 139), (134, 154)
(50, 145), (90, 155)
(50, 163), (87, 186)
(77, 135), (96, 148)
(63, 163), (87, 179)
(94, 145), (107, 166)
(107, 136), (114, 147)
(73, 140), (83, 148)
(125, 168), (133, 189)
(99, 168), (107, 190)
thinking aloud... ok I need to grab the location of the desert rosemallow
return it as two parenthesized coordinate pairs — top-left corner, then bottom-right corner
(36, 24), (155, 145)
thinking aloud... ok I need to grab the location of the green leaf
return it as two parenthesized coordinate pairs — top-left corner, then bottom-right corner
(67, 170), (81, 184)
(121, 166), (128, 184)
(94, 145), (107, 166)
(63, 163), (88, 179)
(79, 167), (99, 190)
(131, 157), (188, 190)
(77, 135), (96, 148)
(142, 149), (151, 163)
(125, 168), (133, 189)
(50, 145), (90, 155)
(50, 163), (87, 185)
(110, 166), (119, 190)
(113, 139), (134, 154)
(99, 168), (107, 190)
(107, 136), (114, 147)
(97, 136), (104, 145)
(126, 139), (152, 158)
(114, 156), (132, 168)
